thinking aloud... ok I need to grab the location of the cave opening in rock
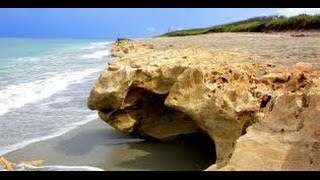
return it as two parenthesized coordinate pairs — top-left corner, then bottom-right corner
(123, 86), (217, 170)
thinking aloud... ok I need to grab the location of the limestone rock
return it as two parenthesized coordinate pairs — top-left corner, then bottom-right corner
(0, 157), (44, 171)
(0, 157), (14, 171)
(87, 39), (320, 170)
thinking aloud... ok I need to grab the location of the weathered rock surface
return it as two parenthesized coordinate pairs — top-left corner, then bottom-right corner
(88, 38), (320, 170)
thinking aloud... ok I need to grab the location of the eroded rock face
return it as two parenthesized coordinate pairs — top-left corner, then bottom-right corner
(88, 39), (320, 170)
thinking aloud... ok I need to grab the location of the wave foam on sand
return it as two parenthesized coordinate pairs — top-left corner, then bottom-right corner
(16, 164), (104, 171)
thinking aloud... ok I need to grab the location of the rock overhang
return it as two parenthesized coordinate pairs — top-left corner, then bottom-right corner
(87, 39), (320, 170)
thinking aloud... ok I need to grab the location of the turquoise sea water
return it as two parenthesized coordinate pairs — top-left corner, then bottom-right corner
(0, 38), (113, 158)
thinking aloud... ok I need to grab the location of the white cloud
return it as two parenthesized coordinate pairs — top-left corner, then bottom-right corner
(146, 27), (156, 32)
(277, 8), (320, 17)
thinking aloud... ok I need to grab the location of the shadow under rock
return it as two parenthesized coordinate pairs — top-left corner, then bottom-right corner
(53, 127), (142, 156)
(113, 133), (216, 171)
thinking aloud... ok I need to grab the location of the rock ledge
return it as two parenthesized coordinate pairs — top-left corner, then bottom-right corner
(88, 39), (320, 170)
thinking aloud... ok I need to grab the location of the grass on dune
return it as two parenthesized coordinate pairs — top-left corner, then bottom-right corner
(160, 14), (320, 37)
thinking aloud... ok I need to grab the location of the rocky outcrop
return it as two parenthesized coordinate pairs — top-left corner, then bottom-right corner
(87, 39), (320, 170)
(0, 157), (44, 171)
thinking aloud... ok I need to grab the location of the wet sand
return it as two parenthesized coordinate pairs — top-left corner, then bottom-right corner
(3, 119), (214, 171)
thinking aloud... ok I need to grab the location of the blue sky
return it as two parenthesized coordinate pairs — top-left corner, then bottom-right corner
(0, 8), (319, 39)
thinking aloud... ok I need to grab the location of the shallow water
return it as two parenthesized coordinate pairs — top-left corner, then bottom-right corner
(0, 38), (111, 156)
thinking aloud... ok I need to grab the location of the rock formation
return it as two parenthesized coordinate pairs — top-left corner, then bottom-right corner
(87, 39), (320, 170)
(0, 157), (44, 171)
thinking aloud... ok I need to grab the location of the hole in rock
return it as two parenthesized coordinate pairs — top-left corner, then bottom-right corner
(260, 95), (271, 108)
(119, 87), (217, 170)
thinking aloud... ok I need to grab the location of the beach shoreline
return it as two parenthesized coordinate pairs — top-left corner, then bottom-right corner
(2, 119), (214, 171)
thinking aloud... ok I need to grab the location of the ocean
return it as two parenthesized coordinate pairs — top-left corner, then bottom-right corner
(0, 38), (112, 170)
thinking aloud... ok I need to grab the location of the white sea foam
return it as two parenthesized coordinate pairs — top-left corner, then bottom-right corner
(80, 50), (110, 59)
(0, 68), (101, 117)
(80, 41), (112, 59)
(80, 42), (113, 50)
(90, 42), (113, 46)
(0, 114), (99, 156)
(16, 164), (104, 171)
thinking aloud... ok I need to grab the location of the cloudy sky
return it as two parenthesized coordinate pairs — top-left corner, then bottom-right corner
(0, 8), (319, 39)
